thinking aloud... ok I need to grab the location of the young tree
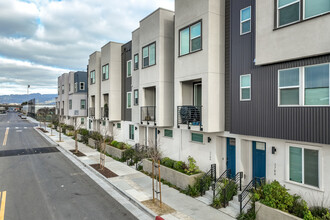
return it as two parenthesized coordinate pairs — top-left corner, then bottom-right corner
(99, 121), (112, 170)
(74, 117), (83, 154)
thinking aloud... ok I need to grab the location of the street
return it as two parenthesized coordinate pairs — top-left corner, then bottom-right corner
(0, 112), (138, 220)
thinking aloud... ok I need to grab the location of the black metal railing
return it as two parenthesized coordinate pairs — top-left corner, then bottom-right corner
(238, 177), (265, 213)
(141, 106), (156, 124)
(213, 169), (231, 199)
(89, 107), (95, 117)
(200, 164), (216, 196)
(101, 106), (109, 118)
(177, 105), (202, 130)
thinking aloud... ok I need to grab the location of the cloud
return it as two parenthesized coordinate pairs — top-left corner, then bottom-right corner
(0, 0), (174, 95)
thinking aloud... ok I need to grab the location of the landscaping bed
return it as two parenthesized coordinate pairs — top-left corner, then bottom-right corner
(37, 127), (48, 133)
(105, 144), (125, 159)
(90, 164), (118, 178)
(69, 149), (86, 157)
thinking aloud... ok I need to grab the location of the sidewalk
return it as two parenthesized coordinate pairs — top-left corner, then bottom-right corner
(35, 123), (234, 220)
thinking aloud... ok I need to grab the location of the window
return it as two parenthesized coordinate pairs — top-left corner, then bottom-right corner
(69, 100), (72, 110)
(127, 60), (132, 77)
(80, 82), (85, 91)
(103, 120), (106, 126)
(90, 70), (95, 84)
(81, 118), (85, 125)
(142, 42), (156, 68)
(193, 82), (202, 106)
(134, 89), (139, 105)
(134, 54), (139, 70)
(62, 85), (64, 94)
(179, 21), (202, 56)
(289, 145), (319, 188)
(240, 6), (251, 34)
(240, 74), (251, 101)
(117, 123), (121, 128)
(164, 129), (173, 138)
(69, 83), (71, 92)
(102, 64), (109, 80)
(127, 92), (132, 108)
(74, 82), (78, 92)
(129, 125), (134, 140)
(305, 0), (330, 19)
(277, 0), (300, 27)
(80, 99), (86, 109)
(191, 133), (203, 143)
(278, 64), (330, 106)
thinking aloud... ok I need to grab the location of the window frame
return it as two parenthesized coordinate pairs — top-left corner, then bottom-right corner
(178, 20), (203, 57)
(278, 63), (330, 107)
(69, 99), (72, 110)
(286, 143), (322, 189)
(81, 117), (85, 125)
(129, 124), (134, 140)
(90, 70), (96, 84)
(191, 132), (204, 143)
(134, 89), (139, 106)
(127, 60), (132, 77)
(127, 92), (132, 109)
(240, 6), (251, 35)
(102, 64), (109, 80)
(80, 99), (86, 110)
(303, 0), (330, 19)
(240, 74), (251, 101)
(142, 42), (156, 69)
(164, 129), (173, 138)
(134, 54), (139, 70)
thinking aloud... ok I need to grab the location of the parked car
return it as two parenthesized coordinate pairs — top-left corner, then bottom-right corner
(21, 115), (27, 119)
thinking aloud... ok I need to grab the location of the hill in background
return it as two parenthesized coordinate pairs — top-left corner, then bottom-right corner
(0, 93), (57, 104)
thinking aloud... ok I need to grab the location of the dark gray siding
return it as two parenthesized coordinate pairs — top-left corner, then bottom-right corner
(121, 41), (132, 121)
(74, 71), (88, 93)
(229, 0), (330, 144)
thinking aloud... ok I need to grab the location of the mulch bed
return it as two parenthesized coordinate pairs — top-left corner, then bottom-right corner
(37, 127), (48, 133)
(141, 199), (175, 216)
(69, 150), (86, 157)
(90, 164), (118, 178)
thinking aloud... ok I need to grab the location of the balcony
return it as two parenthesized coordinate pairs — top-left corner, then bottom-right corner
(177, 106), (202, 130)
(141, 106), (156, 125)
(101, 106), (109, 118)
(89, 107), (95, 117)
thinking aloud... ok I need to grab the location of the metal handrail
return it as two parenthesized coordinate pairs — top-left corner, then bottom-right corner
(238, 177), (265, 213)
(213, 169), (231, 199)
(177, 105), (202, 130)
(200, 164), (216, 196)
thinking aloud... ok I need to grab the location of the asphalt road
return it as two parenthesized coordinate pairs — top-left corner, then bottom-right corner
(0, 112), (138, 220)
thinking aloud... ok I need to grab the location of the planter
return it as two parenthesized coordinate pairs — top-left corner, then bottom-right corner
(255, 202), (302, 220)
(105, 144), (125, 159)
(77, 134), (82, 141)
(66, 129), (74, 135)
(142, 159), (203, 190)
(88, 138), (98, 149)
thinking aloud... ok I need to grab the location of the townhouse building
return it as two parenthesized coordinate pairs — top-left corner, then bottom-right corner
(222, 0), (330, 206)
(87, 42), (123, 136)
(56, 71), (88, 128)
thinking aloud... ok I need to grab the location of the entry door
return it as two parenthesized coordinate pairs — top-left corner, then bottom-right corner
(227, 138), (236, 179)
(253, 141), (266, 180)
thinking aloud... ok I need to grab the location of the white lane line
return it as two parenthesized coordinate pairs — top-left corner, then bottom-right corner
(16, 130), (22, 132)
(24, 127), (27, 129)
(15, 127), (19, 129)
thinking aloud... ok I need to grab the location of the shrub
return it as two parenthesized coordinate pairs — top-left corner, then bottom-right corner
(66, 131), (74, 136)
(289, 195), (310, 218)
(161, 157), (175, 168)
(212, 178), (237, 208)
(173, 161), (186, 173)
(78, 128), (89, 136)
(184, 156), (200, 175)
(111, 140), (118, 147)
(309, 206), (330, 219)
(66, 125), (74, 131)
(90, 131), (102, 141)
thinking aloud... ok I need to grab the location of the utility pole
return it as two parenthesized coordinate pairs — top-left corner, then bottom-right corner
(27, 85), (30, 116)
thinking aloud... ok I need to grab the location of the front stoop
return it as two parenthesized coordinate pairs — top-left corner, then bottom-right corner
(196, 188), (213, 205)
(219, 192), (251, 218)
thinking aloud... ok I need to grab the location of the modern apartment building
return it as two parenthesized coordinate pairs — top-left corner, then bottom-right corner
(131, 8), (175, 148)
(223, 0), (330, 205)
(87, 42), (123, 135)
(56, 71), (88, 128)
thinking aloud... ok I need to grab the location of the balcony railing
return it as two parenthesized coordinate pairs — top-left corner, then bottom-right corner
(89, 107), (95, 117)
(101, 106), (109, 118)
(61, 109), (64, 115)
(177, 105), (202, 130)
(141, 106), (156, 124)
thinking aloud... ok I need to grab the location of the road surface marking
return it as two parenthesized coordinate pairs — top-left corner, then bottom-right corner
(15, 127), (18, 129)
(24, 127), (27, 129)
(0, 191), (6, 220)
(16, 130), (22, 133)
(2, 128), (9, 146)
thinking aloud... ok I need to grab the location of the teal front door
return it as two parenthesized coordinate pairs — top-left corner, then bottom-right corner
(227, 138), (236, 179)
(253, 141), (266, 180)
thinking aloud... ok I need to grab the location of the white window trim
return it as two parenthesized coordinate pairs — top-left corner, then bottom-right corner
(277, 0), (300, 28)
(127, 92), (132, 109)
(127, 60), (132, 77)
(191, 132), (204, 144)
(240, 74), (251, 101)
(80, 99), (86, 110)
(163, 129), (173, 138)
(134, 54), (139, 70)
(240, 6), (251, 35)
(129, 124), (134, 140)
(80, 82), (85, 91)
(278, 63), (330, 107)
(285, 143), (323, 190)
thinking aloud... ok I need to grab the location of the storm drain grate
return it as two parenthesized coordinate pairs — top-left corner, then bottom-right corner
(0, 147), (59, 157)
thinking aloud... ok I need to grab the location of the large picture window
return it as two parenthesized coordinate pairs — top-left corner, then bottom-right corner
(289, 145), (319, 188)
(240, 74), (251, 101)
(240, 6), (251, 35)
(102, 64), (109, 80)
(142, 42), (156, 68)
(278, 64), (330, 106)
(179, 21), (202, 56)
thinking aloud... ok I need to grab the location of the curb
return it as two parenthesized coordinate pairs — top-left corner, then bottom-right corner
(34, 126), (157, 220)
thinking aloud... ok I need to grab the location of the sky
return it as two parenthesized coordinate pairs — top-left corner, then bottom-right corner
(0, 0), (174, 95)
